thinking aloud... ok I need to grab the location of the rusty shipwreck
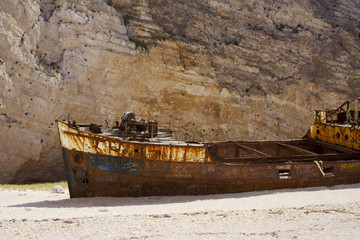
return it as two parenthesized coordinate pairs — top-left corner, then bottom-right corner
(57, 99), (360, 198)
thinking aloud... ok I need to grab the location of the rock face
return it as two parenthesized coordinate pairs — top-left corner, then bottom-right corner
(0, 0), (359, 183)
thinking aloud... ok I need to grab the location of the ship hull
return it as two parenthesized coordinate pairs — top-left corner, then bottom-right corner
(57, 99), (360, 198)
(62, 147), (360, 198)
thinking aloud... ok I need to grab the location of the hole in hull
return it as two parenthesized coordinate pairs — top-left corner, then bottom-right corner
(279, 170), (291, 179)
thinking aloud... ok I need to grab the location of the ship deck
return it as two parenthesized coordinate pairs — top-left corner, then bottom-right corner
(207, 139), (360, 164)
(73, 124), (360, 163)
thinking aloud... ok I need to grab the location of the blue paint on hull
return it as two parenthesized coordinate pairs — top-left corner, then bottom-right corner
(62, 148), (202, 185)
(62, 148), (75, 187)
(86, 153), (144, 176)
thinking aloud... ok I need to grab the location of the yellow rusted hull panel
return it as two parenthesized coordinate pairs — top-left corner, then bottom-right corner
(308, 124), (360, 150)
(57, 121), (208, 163)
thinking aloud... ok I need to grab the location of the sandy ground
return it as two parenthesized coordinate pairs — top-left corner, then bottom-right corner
(0, 184), (360, 240)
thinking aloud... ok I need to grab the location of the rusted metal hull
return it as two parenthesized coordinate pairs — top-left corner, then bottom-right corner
(308, 124), (360, 150)
(58, 103), (360, 198)
(62, 148), (360, 198)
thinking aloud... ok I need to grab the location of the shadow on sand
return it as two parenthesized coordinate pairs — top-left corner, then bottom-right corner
(8, 183), (360, 209)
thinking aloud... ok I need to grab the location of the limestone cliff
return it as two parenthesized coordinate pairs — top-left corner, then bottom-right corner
(0, 0), (359, 183)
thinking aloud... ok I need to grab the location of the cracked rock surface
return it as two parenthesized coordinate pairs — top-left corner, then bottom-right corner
(0, 0), (359, 183)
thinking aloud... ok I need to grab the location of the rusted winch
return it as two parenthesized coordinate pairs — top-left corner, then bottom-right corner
(115, 112), (158, 140)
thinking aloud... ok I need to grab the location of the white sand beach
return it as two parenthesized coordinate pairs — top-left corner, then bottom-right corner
(0, 184), (360, 239)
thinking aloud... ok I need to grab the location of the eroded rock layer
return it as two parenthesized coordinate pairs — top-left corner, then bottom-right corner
(0, 0), (359, 183)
